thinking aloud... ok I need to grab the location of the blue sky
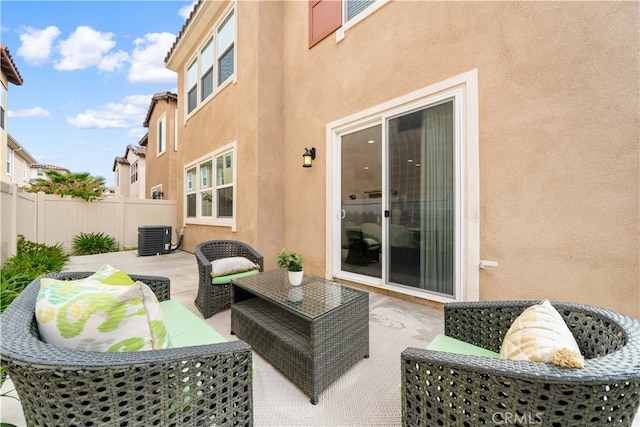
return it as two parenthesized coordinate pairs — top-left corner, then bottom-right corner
(1, 0), (194, 186)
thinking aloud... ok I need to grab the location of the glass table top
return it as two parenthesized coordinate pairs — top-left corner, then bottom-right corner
(231, 269), (367, 319)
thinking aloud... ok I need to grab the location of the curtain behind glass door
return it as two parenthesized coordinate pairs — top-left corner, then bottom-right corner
(388, 100), (454, 296)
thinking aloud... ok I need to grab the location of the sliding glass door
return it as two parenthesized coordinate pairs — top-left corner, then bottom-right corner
(337, 99), (456, 298)
(340, 125), (382, 278)
(387, 100), (455, 296)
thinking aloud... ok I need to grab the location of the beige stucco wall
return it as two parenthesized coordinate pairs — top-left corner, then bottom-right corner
(279, 1), (638, 316)
(168, 1), (638, 317)
(168, 1), (287, 266)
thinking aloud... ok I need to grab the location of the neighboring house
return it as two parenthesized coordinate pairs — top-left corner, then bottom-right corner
(1, 45), (23, 184)
(142, 91), (178, 200)
(29, 163), (70, 183)
(6, 134), (36, 185)
(163, 1), (639, 317)
(112, 143), (146, 198)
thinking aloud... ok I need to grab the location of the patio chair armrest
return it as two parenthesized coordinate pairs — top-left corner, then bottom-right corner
(401, 346), (640, 426)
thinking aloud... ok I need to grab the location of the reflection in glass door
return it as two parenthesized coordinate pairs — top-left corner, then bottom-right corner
(388, 100), (455, 296)
(337, 100), (456, 298)
(340, 125), (382, 278)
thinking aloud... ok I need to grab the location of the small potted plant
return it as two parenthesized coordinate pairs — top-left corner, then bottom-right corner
(276, 248), (303, 286)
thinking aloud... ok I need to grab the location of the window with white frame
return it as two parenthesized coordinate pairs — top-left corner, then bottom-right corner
(345, 0), (377, 22)
(185, 7), (236, 115)
(6, 147), (12, 177)
(131, 162), (138, 184)
(151, 186), (163, 199)
(0, 84), (7, 130)
(185, 144), (235, 226)
(23, 160), (27, 182)
(158, 114), (166, 155)
(309, 0), (385, 47)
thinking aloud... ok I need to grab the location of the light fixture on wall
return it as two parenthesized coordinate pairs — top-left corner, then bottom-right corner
(303, 147), (316, 168)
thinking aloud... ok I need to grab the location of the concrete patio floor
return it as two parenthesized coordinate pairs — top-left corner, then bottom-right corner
(2, 249), (639, 426)
(1, 249), (447, 426)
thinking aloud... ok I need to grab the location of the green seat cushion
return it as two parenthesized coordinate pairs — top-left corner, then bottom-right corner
(159, 300), (227, 347)
(210, 268), (260, 285)
(427, 334), (500, 358)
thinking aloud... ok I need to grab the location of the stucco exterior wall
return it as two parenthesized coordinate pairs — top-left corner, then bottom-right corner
(170, 1), (286, 267)
(168, 1), (638, 317)
(145, 99), (178, 201)
(279, 1), (638, 316)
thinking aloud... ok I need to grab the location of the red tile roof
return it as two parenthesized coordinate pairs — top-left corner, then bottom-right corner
(1, 45), (23, 85)
(143, 91), (178, 128)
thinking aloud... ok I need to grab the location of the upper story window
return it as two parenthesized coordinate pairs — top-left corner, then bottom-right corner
(1, 84), (7, 130)
(6, 147), (12, 177)
(131, 162), (138, 184)
(345, 0), (376, 21)
(186, 7), (236, 115)
(309, 0), (385, 47)
(185, 142), (236, 229)
(158, 114), (166, 155)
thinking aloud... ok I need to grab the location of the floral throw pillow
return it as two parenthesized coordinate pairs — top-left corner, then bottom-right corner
(36, 266), (171, 352)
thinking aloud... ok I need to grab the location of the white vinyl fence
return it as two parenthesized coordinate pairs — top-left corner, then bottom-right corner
(1, 182), (178, 265)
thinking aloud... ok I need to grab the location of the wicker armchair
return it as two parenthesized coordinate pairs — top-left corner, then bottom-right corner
(401, 301), (640, 427)
(1, 272), (253, 427)
(195, 240), (264, 318)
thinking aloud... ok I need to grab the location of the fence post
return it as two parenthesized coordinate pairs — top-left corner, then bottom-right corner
(116, 197), (126, 250)
(0, 182), (19, 264)
(36, 191), (46, 244)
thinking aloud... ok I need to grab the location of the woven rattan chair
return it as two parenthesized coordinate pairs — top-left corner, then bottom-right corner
(0, 272), (253, 427)
(195, 240), (264, 318)
(401, 300), (640, 427)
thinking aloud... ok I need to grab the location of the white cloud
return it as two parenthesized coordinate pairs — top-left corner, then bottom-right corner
(8, 106), (50, 118)
(128, 127), (147, 139)
(99, 50), (129, 72)
(55, 26), (116, 71)
(128, 32), (177, 84)
(17, 26), (61, 66)
(179, 2), (197, 20)
(66, 94), (152, 129)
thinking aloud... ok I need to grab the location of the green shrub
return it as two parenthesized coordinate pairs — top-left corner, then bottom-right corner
(72, 232), (119, 255)
(1, 236), (69, 313)
(4, 236), (69, 278)
(0, 269), (31, 313)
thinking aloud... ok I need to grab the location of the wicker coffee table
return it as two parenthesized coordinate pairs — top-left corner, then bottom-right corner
(231, 269), (369, 404)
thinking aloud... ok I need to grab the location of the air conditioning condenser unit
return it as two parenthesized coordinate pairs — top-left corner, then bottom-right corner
(138, 225), (172, 256)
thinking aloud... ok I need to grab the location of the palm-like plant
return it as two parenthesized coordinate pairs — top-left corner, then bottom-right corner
(25, 170), (106, 201)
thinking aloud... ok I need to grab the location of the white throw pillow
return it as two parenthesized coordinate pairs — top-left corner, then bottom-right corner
(500, 300), (584, 368)
(210, 256), (260, 277)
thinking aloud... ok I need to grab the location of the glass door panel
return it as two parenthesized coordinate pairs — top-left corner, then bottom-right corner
(387, 100), (454, 296)
(340, 125), (382, 278)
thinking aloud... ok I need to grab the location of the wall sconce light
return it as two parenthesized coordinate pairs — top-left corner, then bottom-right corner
(303, 147), (316, 168)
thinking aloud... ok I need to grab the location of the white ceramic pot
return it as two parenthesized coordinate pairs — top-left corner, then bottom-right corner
(288, 270), (303, 286)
